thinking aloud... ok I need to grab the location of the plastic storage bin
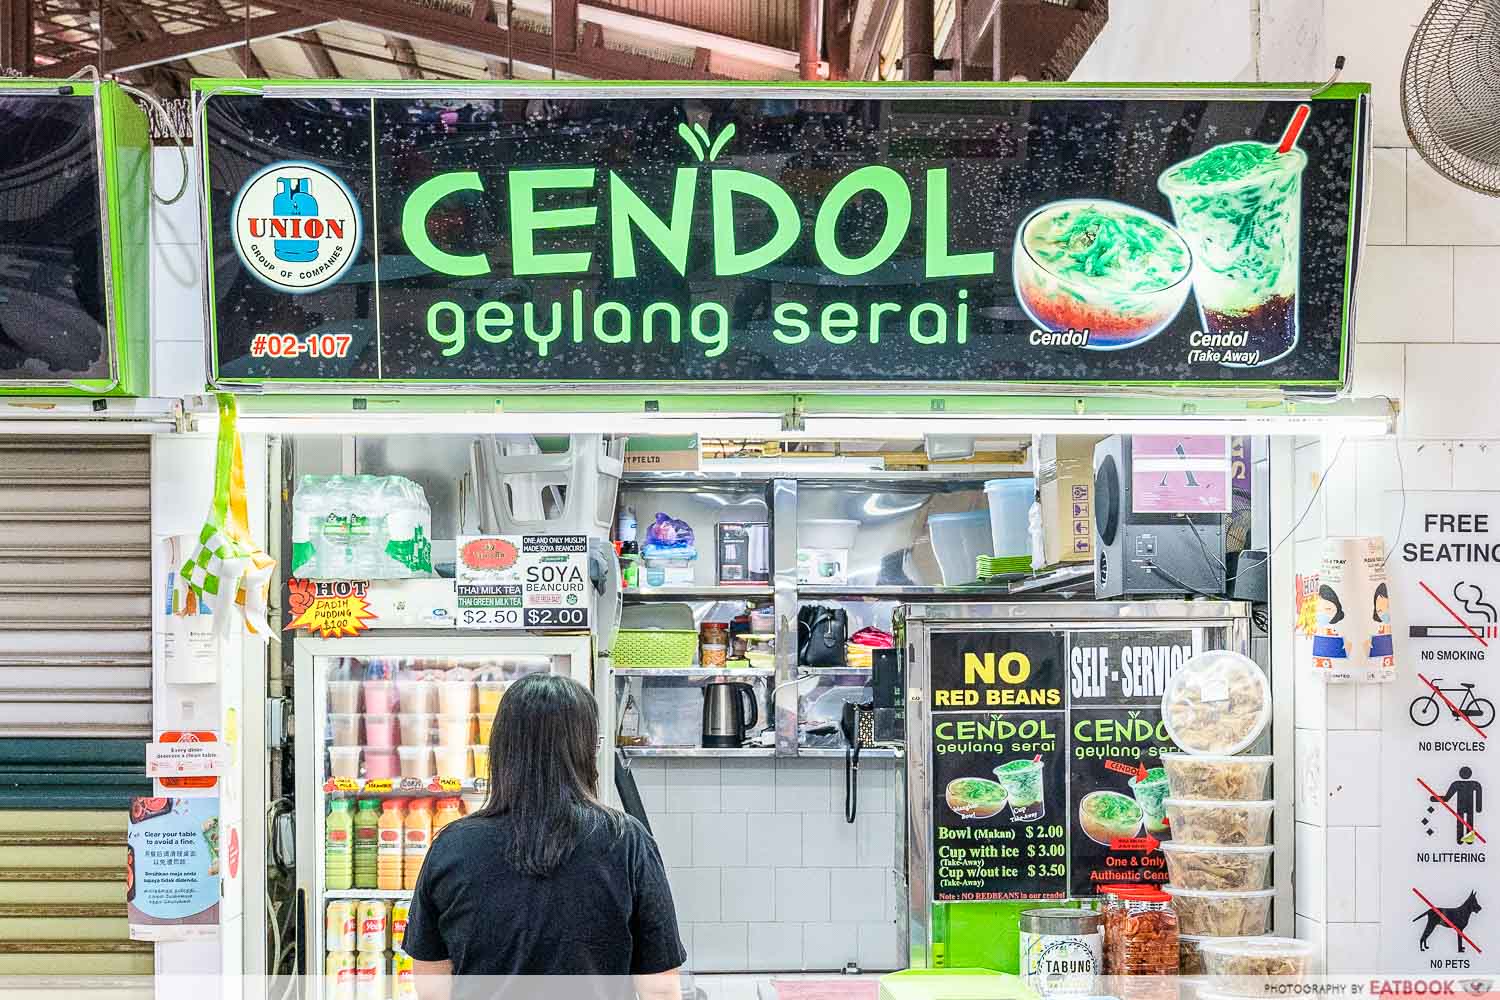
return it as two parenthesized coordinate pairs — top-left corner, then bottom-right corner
(928, 512), (991, 586)
(983, 478), (1035, 569)
(614, 629), (698, 668)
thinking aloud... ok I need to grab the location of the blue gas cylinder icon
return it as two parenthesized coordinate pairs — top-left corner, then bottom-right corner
(272, 177), (320, 263)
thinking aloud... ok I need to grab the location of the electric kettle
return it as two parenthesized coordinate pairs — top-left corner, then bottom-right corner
(701, 679), (758, 749)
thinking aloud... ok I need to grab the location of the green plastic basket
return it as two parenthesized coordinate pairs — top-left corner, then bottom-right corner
(613, 628), (698, 667)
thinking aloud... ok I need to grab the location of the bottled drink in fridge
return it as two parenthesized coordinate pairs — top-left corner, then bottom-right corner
(353, 799), (380, 890)
(325, 799), (354, 890)
(377, 799), (405, 891)
(432, 798), (463, 842)
(403, 799), (432, 890)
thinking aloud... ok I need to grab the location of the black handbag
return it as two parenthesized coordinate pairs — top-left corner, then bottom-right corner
(798, 604), (848, 667)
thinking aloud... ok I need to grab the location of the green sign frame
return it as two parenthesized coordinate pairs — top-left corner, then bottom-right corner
(0, 80), (150, 397)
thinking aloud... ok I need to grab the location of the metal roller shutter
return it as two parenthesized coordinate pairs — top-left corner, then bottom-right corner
(0, 437), (152, 738)
(0, 808), (153, 975)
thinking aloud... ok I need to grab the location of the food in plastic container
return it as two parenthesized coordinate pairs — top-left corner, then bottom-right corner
(397, 746), (433, 780)
(1179, 934), (1211, 975)
(1161, 842), (1273, 890)
(437, 680), (474, 715)
(434, 745), (471, 780)
(328, 680), (362, 714)
(436, 714), (474, 747)
(1099, 885), (1147, 974)
(1162, 886), (1275, 936)
(1078, 790), (1142, 845)
(471, 743), (491, 776)
(1128, 766), (1172, 834)
(395, 679), (435, 714)
(328, 746), (361, 780)
(1161, 752), (1272, 801)
(328, 713), (362, 747)
(363, 748), (399, 780)
(1115, 888), (1179, 975)
(1161, 651), (1270, 755)
(1164, 799), (1275, 846)
(945, 777), (1008, 820)
(363, 680), (398, 715)
(396, 714), (434, 747)
(363, 714), (398, 748)
(1199, 937), (1316, 993)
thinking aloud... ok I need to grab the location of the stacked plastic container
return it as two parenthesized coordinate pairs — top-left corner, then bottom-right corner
(1158, 651), (1313, 988)
(329, 666), (508, 785)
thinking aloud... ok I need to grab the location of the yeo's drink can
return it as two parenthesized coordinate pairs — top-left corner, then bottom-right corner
(325, 899), (356, 952)
(390, 900), (410, 950)
(357, 898), (389, 952)
(326, 950), (356, 1000)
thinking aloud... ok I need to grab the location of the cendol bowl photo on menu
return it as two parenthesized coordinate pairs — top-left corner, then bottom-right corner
(1079, 789), (1144, 845)
(1012, 198), (1194, 350)
(945, 777), (1008, 820)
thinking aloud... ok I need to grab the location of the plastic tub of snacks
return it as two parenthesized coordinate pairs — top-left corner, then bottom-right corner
(1162, 886), (1275, 937)
(1163, 799), (1275, 846)
(1161, 843), (1273, 890)
(1161, 651), (1270, 756)
(1198, 937), (1316, 994)
(1161, 752), (1273, 801)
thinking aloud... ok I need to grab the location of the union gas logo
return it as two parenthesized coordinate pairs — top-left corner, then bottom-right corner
(231, 161), (361, 294)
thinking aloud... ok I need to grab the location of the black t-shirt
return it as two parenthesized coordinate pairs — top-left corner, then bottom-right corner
(402, 810), (686, 977)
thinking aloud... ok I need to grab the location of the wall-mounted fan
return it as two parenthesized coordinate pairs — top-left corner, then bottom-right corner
(1402, 0), (1500, 196)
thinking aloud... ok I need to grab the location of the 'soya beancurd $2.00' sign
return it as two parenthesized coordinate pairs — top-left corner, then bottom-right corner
(455, 535), (591, 630)
(929, 628), (1201, 901)
(199, 85), (1367, 389)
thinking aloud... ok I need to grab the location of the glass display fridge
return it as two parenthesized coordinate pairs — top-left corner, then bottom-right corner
(294, 635), (594, 995)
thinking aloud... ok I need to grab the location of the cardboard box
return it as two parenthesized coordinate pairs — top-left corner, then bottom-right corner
(1035, 435), (1105, 566)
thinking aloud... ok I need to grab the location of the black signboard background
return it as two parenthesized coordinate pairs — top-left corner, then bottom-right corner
(1067, 629), (1194, 707)
(932, 710), (1068, 901)
(1067, 706), (1176, 896)
(202, 90), (1363, 387)
(0, 95), (109, 380)
(929, 630), (1066, 708)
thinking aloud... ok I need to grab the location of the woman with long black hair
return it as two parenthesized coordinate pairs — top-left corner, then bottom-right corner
(403, 672), (685, 995)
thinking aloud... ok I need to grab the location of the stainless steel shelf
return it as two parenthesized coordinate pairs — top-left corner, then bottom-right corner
(324, 888), (413, 900)
(623, 585), (773, 600)
(614, 667), (775, 678)
(797, 746), (904, 759)
(796, 566), (1094, 600)
(618, 746), (776, 758)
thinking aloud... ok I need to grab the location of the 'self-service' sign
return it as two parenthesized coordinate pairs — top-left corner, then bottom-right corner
(196, 83), (1368, 391)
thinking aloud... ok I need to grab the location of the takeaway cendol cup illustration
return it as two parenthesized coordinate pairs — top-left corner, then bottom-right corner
(1013, 199), (1194, 350)
(1128, 766), (1172, 835)
(1157, 108), (1311, 368)
(994, 759), (1046, 822)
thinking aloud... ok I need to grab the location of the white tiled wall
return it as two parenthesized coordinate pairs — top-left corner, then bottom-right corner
(629, 757), (904, 973)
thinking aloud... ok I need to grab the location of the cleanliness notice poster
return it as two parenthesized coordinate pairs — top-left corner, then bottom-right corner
(127, 797), (221, 941)
(1380, 493), (1499, 974)
(197, 84), (1368, 390)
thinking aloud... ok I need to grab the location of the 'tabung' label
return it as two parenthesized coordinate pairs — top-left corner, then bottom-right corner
(1020, 929), (1102, 996)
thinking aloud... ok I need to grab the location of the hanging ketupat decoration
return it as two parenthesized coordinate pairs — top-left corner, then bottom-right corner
(175, 395), (276, 642)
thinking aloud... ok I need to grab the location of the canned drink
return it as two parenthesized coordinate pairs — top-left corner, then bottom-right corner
(357, 898), (389, 952)
(392, 949), (415, 1000)
(326, 900), (357, 952)
(354, 949), (386, 1000)
(326, 950), (356, 1000)
(390, 901), (409, 950)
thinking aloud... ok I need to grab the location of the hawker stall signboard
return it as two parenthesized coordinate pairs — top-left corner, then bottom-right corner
(196, 82), (1368, 392)
(1380, 492), (1500, 974)
(0, 81), (150, 395)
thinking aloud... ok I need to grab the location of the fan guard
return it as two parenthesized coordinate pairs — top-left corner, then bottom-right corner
(1402, 0), (1500, 196)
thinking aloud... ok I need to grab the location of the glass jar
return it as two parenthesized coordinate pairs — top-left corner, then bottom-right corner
(1116, 888), (1179, 976)
(1100, 885), (1146, 975)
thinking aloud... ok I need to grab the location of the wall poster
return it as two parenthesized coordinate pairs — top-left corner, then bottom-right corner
(127, 796), (221, 941)
(196, 82), (1369, 392)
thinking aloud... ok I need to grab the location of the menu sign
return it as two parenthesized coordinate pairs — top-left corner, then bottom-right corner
(455, 535), (592, 630)
(929, 627), (1209, 901)
(197, 83), (1367, 391)
(1380, 493), (1499, 973)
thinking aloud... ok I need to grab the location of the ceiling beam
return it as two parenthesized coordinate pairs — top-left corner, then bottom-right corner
(37, 9), (331, 75)
(295, 30), (339, 76)
(233, 41), (268, 77)
(385, 33), (421, 78)
(272, 0), (721, 79)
